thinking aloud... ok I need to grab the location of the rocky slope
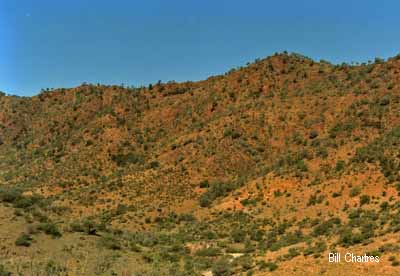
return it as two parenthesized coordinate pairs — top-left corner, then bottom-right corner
(0, 52), (400, 275)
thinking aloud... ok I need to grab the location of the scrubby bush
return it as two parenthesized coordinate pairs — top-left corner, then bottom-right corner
(15, 233), (32, 247)
(380, 201), (390, 211)
(0, 187), (46, 211)
(360, 195), (371, 206)
(0, 187), (23, 203)
(335, 160), (345, 172)
(231, 228), (246, 243)
(268, 230), (304, 251)
(111, 152), (144, 166)
(195, 247), (221, 257)
(307, 194), (325, 206)
(312, 218), (341, 237)
(13, 194), (44, 209)
(212, 258), (232, 276)
(263, 262), (278, 271)
(349, 186), (361, 197)
(199, 180), (210, 188)
(38, 222), (62, 238)
(224, 128), (241, 139)
(45, 260), (67, 275)
(395, 182), (400, 193)
(303, 241), (327, 256)
(70, 218), (101, 235)
(285, 247), (300, 259)
(148, 160), (160, 169)
(199, 181), (237, 207)
(0, 264), (11, 276)
(338, 218), (374, 247)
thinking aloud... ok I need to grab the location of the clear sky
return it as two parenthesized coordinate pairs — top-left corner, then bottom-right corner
(1, 0), (400, 96)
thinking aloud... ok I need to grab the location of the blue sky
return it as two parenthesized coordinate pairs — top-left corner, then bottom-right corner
(1, 0), (400, 96)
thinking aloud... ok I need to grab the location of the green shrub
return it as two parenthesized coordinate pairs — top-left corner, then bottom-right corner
(240, 198), (257, 206)
(269, 230), (304, 251)
(199, 181), (237, 207)
(199, 195), (212, 207)
(329, 122), (355, 138)
(338, 224), (373, 247)
(224, 128), (241, 139)
(312, 218), (341, 237)
(70, 218), (100, 235)
(199, 180), (210, 188)
(111, 152), (144, 166)
(366, 249), (382, 257)
(380, 201), (390, 211)
(38, 222), (62, 238)
(0, 187), (23, 203)
(45, 260), (66, 275)
(232, 255), (253, 271)
(15, 233), (32, 247)
(360, 195), (371, 206)
(231, 228), (246, 243)
(149, 160), (160, 169)
(389, 256), (400, 266)
(0, 264), (11, 276)
(0, 187), (46, 211)
(335, 160), (345, 172)
(195, 247), (221, 257)
(307, 194), (325, 206)
(264, 262), (278, 271)
(349, 186), (361, 197)
(380, 95), (390, 106)
(212, 258), (232, 276)
(13, 195), (43, 209)
(303, 241), (327, 256)
(285, 247), (300, 259)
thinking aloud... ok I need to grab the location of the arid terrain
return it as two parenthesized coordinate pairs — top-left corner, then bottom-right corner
(1, 52), (400, 275)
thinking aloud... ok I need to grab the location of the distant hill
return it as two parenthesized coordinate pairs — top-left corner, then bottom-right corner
(1, 52), (400, 275)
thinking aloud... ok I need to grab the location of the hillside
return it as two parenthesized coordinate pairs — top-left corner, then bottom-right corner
(1, 52), (400, 275)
